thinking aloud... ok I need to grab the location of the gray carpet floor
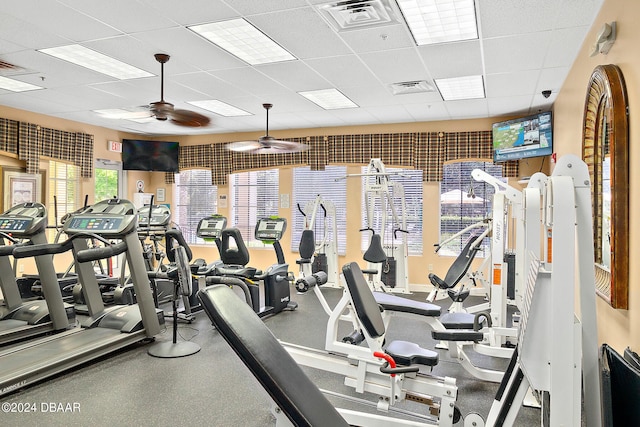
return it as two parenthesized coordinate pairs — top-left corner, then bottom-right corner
(1, 286), (541, 426)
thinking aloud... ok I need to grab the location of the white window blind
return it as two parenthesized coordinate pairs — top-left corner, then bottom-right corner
(174, 169), (218, 244)
(439, 161), (504, 257)
(48, 161), (79, 228)
(230, 169), (279, 246)
(360, 167), (423, 255)
(291, 166), (347, 255)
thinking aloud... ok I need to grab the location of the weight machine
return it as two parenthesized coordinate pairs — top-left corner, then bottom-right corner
(486, 154), (601, 426)
(295, 195), (340, 288)
(339, 159), (410, 294)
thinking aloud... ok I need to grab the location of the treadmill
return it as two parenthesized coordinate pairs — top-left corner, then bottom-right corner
(0, 203), (75, 346)
(0, 198), (162, 397)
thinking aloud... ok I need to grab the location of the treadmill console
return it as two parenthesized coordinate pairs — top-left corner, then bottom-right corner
(63, 199), (137, 237)
(0, 203), (47, 237)
(254, 217), (287, 242)
(137, 205), (171, 228)
(196, 215), (227, 239)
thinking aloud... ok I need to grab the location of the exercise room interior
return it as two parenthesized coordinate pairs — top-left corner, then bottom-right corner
(0, 0), (638, 425)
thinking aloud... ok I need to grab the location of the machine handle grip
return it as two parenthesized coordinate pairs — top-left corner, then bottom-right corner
(296, 203), (306, 217)
(13, 239), (75, 258)
(0, 240), (30, 256)
(76, 241), (128, 263)
(0, 231), (18, 243)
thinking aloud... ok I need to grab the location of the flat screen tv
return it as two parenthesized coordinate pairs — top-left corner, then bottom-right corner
(492, 111), (553, 162)
(122, 139), (179, 172)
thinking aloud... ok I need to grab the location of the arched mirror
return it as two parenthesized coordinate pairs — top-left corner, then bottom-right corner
(582, 64), (629, 309)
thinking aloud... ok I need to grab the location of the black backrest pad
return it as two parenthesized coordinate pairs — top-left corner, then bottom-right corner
(363, 233), (387, 264)
(197, 285), (348, 427)
(220, 228), (250, 266)
(298, 229), (315, 260)
(342, 262), (386, 338)
(442, 233), (482, 286)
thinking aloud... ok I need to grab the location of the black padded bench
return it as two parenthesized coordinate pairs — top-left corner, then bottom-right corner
(198, 284), (349, 427)
(373, 291), (441, 317)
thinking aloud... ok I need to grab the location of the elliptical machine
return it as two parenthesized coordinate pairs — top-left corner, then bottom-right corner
(207, 217), (297, 318)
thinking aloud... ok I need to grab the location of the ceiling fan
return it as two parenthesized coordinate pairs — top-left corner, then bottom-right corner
(226, 103), (310, 154)
(148, 53), (210, 127)
(97, 54), (211, 127)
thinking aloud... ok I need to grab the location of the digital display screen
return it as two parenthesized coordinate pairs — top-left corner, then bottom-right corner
(0, 218), (31, 232)
(67, 217), (123, 231)
(493, 111), (553, 162)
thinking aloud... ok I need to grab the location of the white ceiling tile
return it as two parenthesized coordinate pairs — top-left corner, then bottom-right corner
(418, 40), (482, 78)
(0, 13), (72, 50)
(59, 0), (177, 33)
(479, 0), (558, 38)
(487, 95), (533, 117)
(142, 0), (239, 25)
(339, 24), (414, 53)
(256, 61), (331, 92)
(359, 48), (429, 84)
(404, 102), (449, 121)
(484, 32), (553, 74)
(543, 27), (591, 68)
(305, 55), (380, 89)
(485, 70), (540, 98)
(1, 1), (121, 43)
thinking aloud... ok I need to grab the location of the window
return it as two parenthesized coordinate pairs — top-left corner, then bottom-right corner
(291, 166), (347, 255)
(230, 169), (279, 247)
(173, 169), (218, 244)
(48, 161), (79, 236)
(439, 160), (504, 256)
(360, 167), (423, 255)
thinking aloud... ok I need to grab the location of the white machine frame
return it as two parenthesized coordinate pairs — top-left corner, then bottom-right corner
(297, 195), (340, 288)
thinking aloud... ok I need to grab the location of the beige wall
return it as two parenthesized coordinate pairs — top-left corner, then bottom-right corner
(553, 0), (637, 353)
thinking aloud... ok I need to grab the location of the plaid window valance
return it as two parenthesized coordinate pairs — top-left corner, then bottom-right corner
(0, 116), (94, 178)
(167, 130), (518, 185)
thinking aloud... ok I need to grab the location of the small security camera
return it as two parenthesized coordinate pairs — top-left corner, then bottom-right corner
(542, 90), (552, 98)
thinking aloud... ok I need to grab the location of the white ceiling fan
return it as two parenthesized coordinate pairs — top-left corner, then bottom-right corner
(226, 103), (310, 154)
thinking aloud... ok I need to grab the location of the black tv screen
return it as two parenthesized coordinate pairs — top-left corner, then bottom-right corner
(122, 139), (179, 172)
(492, 111), (553, 162)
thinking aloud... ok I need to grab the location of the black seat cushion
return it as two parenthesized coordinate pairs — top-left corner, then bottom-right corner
(440, 312), (476, 329)
(298, 229), (315, 260)
(385, 340), (439, 366)
(197, 285), (349, 427)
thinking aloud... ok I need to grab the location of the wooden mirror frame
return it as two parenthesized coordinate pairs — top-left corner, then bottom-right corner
(582, 64), (629, 309)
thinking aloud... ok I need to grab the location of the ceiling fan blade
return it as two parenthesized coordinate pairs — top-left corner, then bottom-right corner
(170, 109), (211, 127)
(226, 140), (264, 152)
(252, 138), (310, 154)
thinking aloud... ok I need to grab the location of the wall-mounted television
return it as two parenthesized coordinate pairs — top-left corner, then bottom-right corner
(492, 111), (553, 162)
(122, 139), (179, 172)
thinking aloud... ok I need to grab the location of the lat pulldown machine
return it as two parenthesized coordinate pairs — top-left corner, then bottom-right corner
(338, 158), (410, 293)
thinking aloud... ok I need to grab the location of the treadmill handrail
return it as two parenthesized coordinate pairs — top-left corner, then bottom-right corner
(12, 232), (111, 258)
(76, 241), (128, 263)
(0, 240), (30, 256)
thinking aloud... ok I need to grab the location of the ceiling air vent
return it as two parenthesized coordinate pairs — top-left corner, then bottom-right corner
(316, 0), (401, 32)
(389, 80), (436, 95)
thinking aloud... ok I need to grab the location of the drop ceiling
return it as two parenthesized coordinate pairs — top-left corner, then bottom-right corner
(0, 0), (604, 137)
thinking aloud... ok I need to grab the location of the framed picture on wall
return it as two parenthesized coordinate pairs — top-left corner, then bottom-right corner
(2, 168), (44, 212)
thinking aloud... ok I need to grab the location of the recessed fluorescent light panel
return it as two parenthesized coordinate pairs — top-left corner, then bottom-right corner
(397, 0), (478, 45)
(299, 89), (358, 109)
(39, 45), (153, 80)
(189, 19), (296, 65)
(435, 75), (484, 100)
(0, 75), (43, 92)
(187, 100), (252, 117)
